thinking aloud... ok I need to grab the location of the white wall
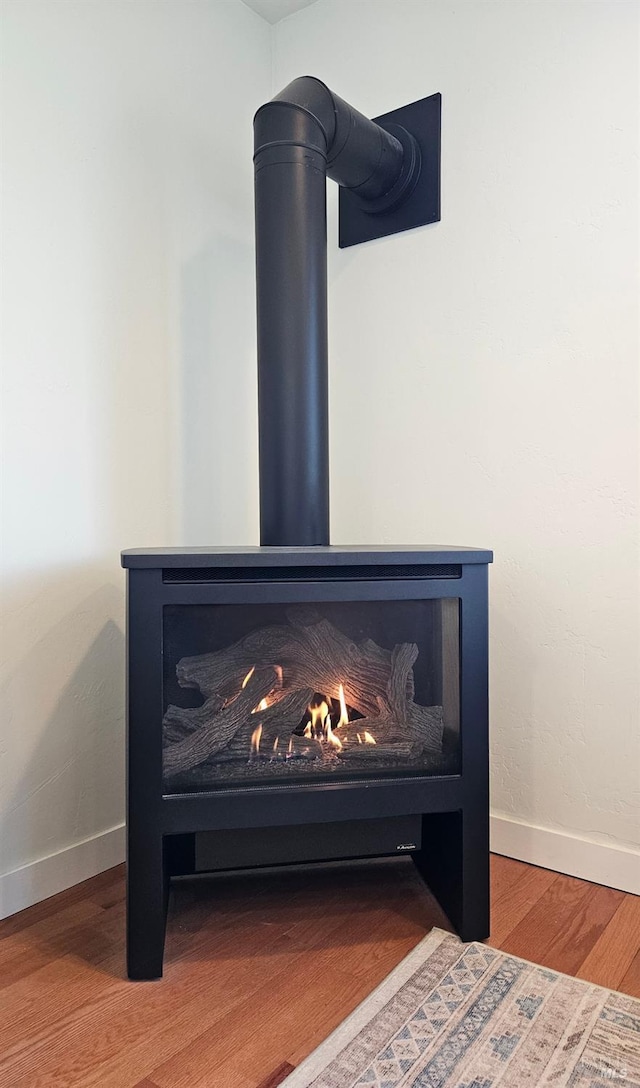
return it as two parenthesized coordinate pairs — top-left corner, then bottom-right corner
(273, 0), (640, 885)
(0, 0), (270, 915)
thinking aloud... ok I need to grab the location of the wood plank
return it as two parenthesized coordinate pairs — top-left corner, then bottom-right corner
(0, 866), (124, 939)
(0, 922), (307, 1087)
(151, 961), (365, 1088)
(256, 1063), (296, 1088)
(0, 871), (300, 1077)
(279, 863), (450, 982)
(576, 893), (640, 991)
(490, 853), (532, 900)
(148, 860), (440, 1088)
(0, 899), (106, 989)
(619, 945), (640, 999)
(0, 903), (129, 1053)
(499, 872), (624, 976)
(0, 870), (274, 1055)
(488, 858), (558, 947)
(2, 863), (423, 1086)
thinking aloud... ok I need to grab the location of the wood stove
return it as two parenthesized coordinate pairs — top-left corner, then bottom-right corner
(123, 546), (491, 979)
(123, 78), (492, 979)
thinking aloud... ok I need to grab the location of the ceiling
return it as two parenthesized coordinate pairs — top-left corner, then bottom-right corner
(241, 0), (319, 25)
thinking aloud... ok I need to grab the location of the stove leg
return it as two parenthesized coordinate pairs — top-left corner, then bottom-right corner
(412, 809), (490, 943)
(126, 832), (169, 980)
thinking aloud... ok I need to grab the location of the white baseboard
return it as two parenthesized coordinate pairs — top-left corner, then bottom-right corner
(490, 813), (640, 895)
(0, 823), (126, 921)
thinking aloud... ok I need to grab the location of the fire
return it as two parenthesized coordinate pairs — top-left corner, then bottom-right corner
(303, 697), (344, 751)
(336, 683), (349, 728)
(325, 718), (343, 751)
(247, 680), (378, 761)
(243, 665), (270, 712)
(250, 723), (262, 755)
(244, 664), (282, 712)
(308, 700), (330, 737)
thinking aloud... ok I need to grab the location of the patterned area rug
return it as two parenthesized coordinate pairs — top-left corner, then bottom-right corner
(282, 928), (640, 1087)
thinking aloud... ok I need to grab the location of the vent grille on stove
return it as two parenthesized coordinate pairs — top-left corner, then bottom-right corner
(162, 564), (462, 584)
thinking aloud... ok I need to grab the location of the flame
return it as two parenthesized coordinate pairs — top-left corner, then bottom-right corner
(336, 683), (349, 728)
(250, 723), (262, 755)
(250, 680), (374, 762)
(304, 697), (345, 751)
(246, 664), (283, 712)
(325, 718), (343, 750)
(308, 700), (330, 738)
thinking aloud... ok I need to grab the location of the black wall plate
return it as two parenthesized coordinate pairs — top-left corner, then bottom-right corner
(338, 92), (441, 249)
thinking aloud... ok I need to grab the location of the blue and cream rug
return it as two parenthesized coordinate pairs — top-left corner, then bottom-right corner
(282, 928), (639, 1087)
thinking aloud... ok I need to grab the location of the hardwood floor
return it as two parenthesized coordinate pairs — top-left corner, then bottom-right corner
(1, 855), (638, 1088)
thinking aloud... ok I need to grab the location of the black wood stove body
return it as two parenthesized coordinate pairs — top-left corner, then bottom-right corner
(123, 546), (491, 979)
(123, 78), (492, 979)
